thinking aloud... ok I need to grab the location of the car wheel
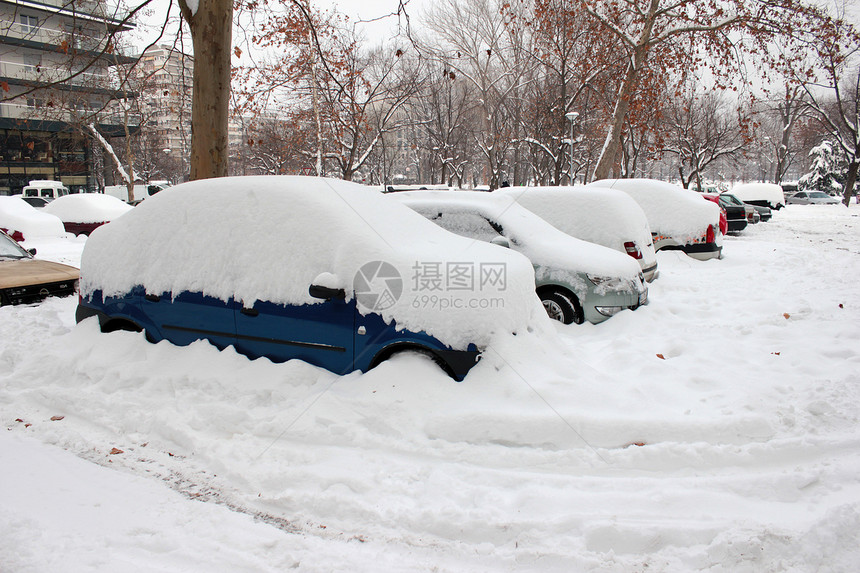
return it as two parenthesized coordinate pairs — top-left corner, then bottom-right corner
(540, 290), (578, 325)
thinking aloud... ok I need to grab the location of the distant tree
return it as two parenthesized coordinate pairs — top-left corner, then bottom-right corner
(798, 140), (844, 194)
(791, 17), (860, 205)
(581, 0), (829, 182)
(660, 85), (749, 190)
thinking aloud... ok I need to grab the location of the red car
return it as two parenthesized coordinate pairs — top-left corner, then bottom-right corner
(701, 194), (729, 235)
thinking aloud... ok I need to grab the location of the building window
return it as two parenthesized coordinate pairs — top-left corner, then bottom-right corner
(19, 15), (39, 35)
(22, 54), (41, 73)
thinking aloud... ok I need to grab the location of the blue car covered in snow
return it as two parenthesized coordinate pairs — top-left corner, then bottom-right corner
(76, 176), (541, 381)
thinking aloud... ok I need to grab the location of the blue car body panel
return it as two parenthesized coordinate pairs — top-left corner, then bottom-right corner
(77, 289), (479, 380)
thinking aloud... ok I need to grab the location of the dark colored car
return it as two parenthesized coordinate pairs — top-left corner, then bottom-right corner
(76, 176), (540, 381)
(703, 193), (746, 233)
(0, 230), (79, 306)
(750, 204), (772, 222)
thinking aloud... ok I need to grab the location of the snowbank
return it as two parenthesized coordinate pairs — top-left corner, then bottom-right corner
(43, 193), (133, 223)
(0, 195), (66, 239)
(80, 176), (545, 349)
(587, 178), (721, 243)
(2, 204), (860, 571)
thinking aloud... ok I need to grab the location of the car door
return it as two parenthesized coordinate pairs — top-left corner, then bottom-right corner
(141, 290), (238, 350)
(234, 297), (355, 373)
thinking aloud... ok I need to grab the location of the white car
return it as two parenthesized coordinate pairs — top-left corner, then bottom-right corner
(391, 190), (648, 325)
(587, 179), (723, 261)
(495, 185), (658, 281)
(0, 196), (66, 242)
(730, 183), (786, 210)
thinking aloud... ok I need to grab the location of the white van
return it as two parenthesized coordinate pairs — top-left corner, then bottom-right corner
(22, 180), (70, 201)
(103, 181), (171, 203)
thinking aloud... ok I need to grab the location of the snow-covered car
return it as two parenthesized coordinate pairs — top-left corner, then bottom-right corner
(391, 190), (648, 325)
(43, 193), (133, 236)
(730, 183), (786, 210)
(494, 185), (659, 282)
(0, 229), (79, 306)
(76, 176), (544, 381)
(0, 195), (66, 242)
(587, 179), (723, 261)
(786, 191), (841, 205)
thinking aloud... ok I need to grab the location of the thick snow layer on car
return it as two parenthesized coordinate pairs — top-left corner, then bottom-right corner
(43, 193), (133, 223)
(80, 176), (545, 349)
(392, 191), (642, 277)
(730, 182), (786, 208)
(0, 195), (66, 239)
(587, 178), (721, 242)
(495, 185), (657, 270)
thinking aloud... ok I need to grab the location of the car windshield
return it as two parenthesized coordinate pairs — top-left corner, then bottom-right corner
(0, 233), (31, 259)
(721, 194), (743, 206)
(809, 192), (830, 198)
(413, 208), (505, 243)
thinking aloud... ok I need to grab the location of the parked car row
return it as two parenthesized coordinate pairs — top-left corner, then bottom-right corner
(1, 175), (801, 383)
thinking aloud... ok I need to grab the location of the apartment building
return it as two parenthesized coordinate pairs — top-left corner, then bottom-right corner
(0, 0), (136, 194)
(136, 44), (192, 173)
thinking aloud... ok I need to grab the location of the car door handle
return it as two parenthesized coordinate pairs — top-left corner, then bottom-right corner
(241, 307), (259, 317)
(145, 294), (160, 302)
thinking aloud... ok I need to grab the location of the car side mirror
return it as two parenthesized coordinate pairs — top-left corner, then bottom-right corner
(309, 284), (346, 300)
(309, 272), (346, 300)
(27, 248), (37, 256)
(490, 236), (510, 248)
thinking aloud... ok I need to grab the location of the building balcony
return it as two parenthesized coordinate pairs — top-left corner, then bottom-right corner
(0, 17), (137, 65)
(1, 0), (134, 31)
(0, 100), (141, 135)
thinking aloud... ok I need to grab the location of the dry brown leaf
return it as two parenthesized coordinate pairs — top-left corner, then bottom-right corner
(783, 313), (791, 319)
(50, 415), (64, 421)
(109, 448), (124, 455)
(656, 353), (665, 360)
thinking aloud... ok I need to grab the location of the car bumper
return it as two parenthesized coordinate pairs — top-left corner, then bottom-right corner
(727, 219), (747, 233)
(582, 284), (648, 324)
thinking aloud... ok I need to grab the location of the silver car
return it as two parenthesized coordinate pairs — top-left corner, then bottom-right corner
(391, 191), (647, 325)
(786, 191), (841, 205)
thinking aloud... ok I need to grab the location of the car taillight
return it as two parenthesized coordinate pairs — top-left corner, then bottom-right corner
(623, 241), (643, 260)
(706, 224), (715, 243)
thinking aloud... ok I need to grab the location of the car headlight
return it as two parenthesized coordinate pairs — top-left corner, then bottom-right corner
(587, 274), (629, 290)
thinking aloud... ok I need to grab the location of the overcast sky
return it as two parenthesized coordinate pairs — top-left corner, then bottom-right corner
(131, 0), (430, 52)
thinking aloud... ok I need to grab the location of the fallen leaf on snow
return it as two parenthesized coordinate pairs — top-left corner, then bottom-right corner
(656, 353), (665, 360)
(50, 416), (64, 421)
(109, 448), (124, 455)
(783, 313), (791, 319)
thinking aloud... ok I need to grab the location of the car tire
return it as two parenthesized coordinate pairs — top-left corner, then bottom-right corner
(540, 290), (578, 325)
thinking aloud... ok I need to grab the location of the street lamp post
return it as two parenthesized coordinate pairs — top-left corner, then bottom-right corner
(565, 111), (579, 185)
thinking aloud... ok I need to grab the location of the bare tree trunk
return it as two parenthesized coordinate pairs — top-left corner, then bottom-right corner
(179, 0), (232, 181)
(592, 40), (652, 181)
(843, 160), (858, 207)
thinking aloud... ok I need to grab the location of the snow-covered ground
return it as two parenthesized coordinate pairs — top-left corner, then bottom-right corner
(2, 204), (859, 572)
